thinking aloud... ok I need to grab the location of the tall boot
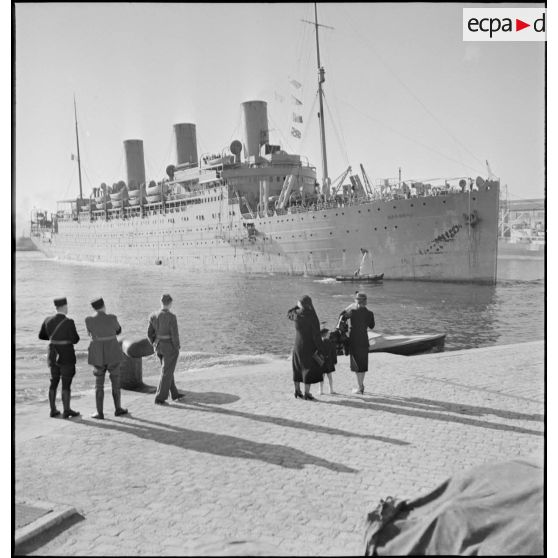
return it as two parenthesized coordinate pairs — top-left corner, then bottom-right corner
(92, 389), (104, 419)
(112, 388), (128, 417)
(62, 390), (80, 419)
(49, 388), (60, 418)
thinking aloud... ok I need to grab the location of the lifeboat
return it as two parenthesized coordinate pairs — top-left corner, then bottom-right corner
(93, 199), (111, 210)
(128, 198), (141, 206)
(202, 156), (226, 167)
(146, 194), (162, 204)
(146, 181), (165, 196)
(111, 199), (124, 209)
(110, 190), (128, 202)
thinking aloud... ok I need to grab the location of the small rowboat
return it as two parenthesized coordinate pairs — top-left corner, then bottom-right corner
(146, 194), (162, 204)
(128, 188), (141, 198)
(336, 273), (384, 283)
(128, 198), (140, 206)
(111, 199), (124, 209)
(368, 331), (446, 355)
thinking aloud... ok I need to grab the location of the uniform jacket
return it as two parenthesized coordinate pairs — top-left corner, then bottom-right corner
(147, 309), (180, 354)
(38, 313), (80, 366)
(341, 304), (375, 348)
(85, 311), (122, 366)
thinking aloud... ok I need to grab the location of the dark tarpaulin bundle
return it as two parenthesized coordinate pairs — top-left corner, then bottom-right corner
(364, 455), (543, 556)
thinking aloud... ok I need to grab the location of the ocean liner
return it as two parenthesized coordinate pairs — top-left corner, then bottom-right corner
(30, 5), (500, 283)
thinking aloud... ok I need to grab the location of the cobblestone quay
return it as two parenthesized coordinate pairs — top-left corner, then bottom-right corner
(15, 341), (543, 556)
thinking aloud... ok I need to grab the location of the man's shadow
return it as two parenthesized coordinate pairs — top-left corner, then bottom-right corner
(171, 391), (409, 447)
(75, 409), (358, 473)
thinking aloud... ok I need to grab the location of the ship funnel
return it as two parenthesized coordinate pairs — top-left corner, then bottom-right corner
(241, 101), (269, 158)
(123, 140), (146, 189)
(174, 123), (198, 165)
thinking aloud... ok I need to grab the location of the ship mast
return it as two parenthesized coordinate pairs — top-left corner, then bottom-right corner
(73, 95), (84, 203)
(313, 3), (329, 196)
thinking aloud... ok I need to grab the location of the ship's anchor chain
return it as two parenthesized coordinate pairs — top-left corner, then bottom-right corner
(463, 210), (479, 228)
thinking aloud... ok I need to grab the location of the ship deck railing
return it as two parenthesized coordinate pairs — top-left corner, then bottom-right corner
(56, 180), (497, 222)
(241, 183), (497, 220)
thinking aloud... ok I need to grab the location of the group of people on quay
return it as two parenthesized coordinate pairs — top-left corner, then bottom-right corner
(38, 293), (184, 419)
(39, 290), (375, 418)
(288, 292), (375, 400)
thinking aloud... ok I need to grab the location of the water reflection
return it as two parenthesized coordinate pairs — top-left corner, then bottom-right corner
(17, 253), (543, 358)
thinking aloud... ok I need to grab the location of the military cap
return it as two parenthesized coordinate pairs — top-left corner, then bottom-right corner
(53, 297), (67, 308)
(161, 294), (173, 305)
(90, 297), (105, 310)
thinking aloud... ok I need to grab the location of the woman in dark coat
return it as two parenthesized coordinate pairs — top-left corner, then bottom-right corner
(339, 291), (375, 394)
(287, 295), (325, 401)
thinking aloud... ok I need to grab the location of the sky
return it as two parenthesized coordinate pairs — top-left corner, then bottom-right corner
(14, 2), (545, 233)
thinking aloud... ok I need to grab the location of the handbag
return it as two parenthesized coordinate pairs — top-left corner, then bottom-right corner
(312, 350), (325, 367)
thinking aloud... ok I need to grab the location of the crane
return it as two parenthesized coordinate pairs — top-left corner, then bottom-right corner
(360, 164), (375, 197)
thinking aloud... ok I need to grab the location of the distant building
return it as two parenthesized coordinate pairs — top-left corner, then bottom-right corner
(499, 198), (544, 240)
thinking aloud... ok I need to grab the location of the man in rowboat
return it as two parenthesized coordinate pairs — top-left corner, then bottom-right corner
(85, 297), (128, 419)
(38, 297), (81, 418)
(148, 294), (184, 405)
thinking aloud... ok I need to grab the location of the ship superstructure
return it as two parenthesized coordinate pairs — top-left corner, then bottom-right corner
(30, 5), (500, 283)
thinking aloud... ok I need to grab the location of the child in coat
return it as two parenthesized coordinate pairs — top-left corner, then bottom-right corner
(319, 328), (338, 395)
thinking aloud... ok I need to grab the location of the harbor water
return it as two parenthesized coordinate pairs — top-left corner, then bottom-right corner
(15, 251), (544, 404)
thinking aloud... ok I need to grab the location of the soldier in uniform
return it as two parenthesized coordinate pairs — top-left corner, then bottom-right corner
(38, 297), (81, 418)
(85, 297), (128, 419)
(148, 293), (184, 405)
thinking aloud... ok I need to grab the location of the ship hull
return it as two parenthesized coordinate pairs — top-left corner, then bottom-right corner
(31, 184), (499, 283)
